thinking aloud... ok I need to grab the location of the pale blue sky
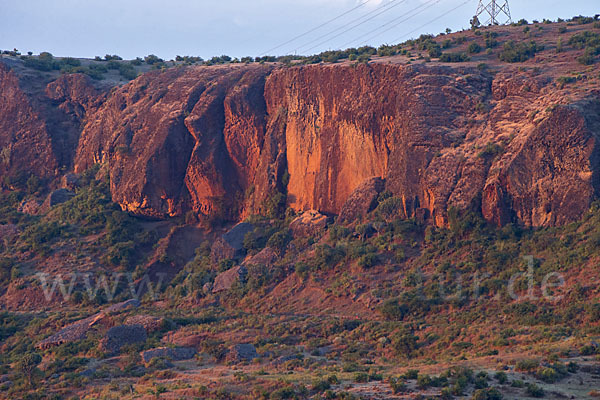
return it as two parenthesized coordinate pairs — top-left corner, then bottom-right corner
(0, 0), (597, 59)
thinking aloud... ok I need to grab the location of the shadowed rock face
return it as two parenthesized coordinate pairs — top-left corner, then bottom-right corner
(2, 60), (600, 227)
(482, 101), (600, 226)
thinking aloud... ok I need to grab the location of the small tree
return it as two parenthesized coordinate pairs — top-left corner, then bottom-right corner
(17, 352), (42, 388)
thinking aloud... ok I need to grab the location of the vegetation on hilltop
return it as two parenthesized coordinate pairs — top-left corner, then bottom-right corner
(3, 14), (599, 83)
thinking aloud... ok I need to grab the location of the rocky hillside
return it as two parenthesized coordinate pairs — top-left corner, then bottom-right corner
(2, 18), (600, 400)
(1, 21), (600, 228)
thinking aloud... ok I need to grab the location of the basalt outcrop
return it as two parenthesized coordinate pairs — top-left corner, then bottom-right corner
(2, 59), (599, 228)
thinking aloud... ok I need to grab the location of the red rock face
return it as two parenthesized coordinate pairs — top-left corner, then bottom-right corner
(0, 64), (100, 180)
(3, 61), (600, 227)
(0, 63), (57, 179)
(263, 64), (489, 225)
(75, 66), (271, 218)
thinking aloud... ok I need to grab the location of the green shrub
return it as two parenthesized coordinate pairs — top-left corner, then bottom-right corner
(556, 38), (564, 52)
(572, 15), (595, 25)
(374, 196), (403, 221)
(106, 240), (136, 267)
(311, 379), (331, 392)
(23, 52), (58, 71)
(556, 76), (576, 87)
(485, 37), (499, 48)
(62, 57), (81, 67)
(357, 54), (371, 64)
(580, 344), (598, 355)
(118, 63), (138, 80)
(577, 47), (599, 65)
(266, 229), (291, 255)
(494, 371), (507, 384)
(269, 386), (297, 399)
(17, 352), (42, 388)
(311, 244), (345, 271)
(402, 369), (419, 380)
(263, 191), (287, 219)
(329, 225), (351, 240)
(439, 52), (470, 62)
(567, 361), (579, 373)
(392, 330), (419, 357)
(380, 299), (407, 320)
(536, 367), (560, 383)
(0, 258), (14, 282)
(587, 303), (600, 321)
(428, 46), (442, 58)
(390, 377), (408, 393)
(354, 372), (369, 383)
(499, 41), (542, 62)
(515, 359), (540, 372)
(104, 54), (123, 61)
(358, 253), (378, 269)
(568, 31), (600, 49)
(417, 374), (432, 389)
(478, 142), (504, 159)
(20, 220), (68, 254)
(295, 262), (310, 281)
(472, 387), (503, 400)
(525, 383), (544, 397)
(468, 43), (482, 54)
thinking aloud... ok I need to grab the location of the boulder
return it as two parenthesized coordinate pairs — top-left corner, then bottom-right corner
(212, 266), (247, 293)
(61, 173), (80, 191)
(242, 247), (277, 267)
(99, 324), (147, 354)
(162, 331), (209, 349)
(289, 210), (329, 237)
(226, 343), (258, 363)
(37, 299), (143, 350)
(211, 222), (254, 262)
(37, 313), (102, 350)
(338, 177), (385, 223)
(103, 298), (140, 313)
(18, 198), (40, 215)
(40, 188), (75, 212)
(125, 315), (165, 333)
(0, 224), (18, 243)
(140, 347), (196, 363)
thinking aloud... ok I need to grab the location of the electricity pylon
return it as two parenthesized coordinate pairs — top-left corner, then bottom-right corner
(474, 0), (512, 26)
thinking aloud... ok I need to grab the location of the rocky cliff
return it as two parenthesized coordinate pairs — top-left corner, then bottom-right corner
(0, 62), (101, 183)
(1, 57), (599, 227)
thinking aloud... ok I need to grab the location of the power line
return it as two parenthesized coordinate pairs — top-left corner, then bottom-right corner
(338, 0), (443, 50)
(260, 0), (375, 56)
(293, 0), (409, 54)
(390, 0), (472, 44)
